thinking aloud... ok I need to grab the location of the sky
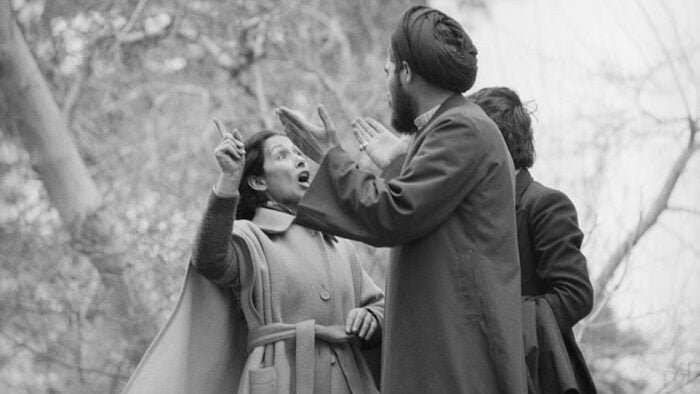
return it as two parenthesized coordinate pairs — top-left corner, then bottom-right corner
(431, 0), (700, 390)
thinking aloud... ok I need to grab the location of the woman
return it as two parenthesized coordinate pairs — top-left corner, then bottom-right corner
(124, 128), (383, 394)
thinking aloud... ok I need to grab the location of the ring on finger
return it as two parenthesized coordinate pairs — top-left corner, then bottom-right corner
(359, 142), (368, 151)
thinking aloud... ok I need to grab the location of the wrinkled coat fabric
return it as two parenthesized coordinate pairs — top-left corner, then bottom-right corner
(122, 201), (383, 394)
(121, 266), (245, 393)
(516, 169), (596, 393)
(296, 94), (527, 393)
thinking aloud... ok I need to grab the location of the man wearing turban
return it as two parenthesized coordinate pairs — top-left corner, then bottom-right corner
(278, 6), (526, 393)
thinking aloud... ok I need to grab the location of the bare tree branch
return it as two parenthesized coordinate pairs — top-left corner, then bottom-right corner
(592, 124), (697, 298)
(577, 247), (631, 341)
(657, 370), (700, 394)
(277, 6), (358, 123)
(176, 16), (266, 78)
(658, 221), (700, 257)
(61, 39), (105, 122)
(638, 1), (693, 117)
(285, 51), (357, 122)
(177, 26), (236, 69)
(689, 116), (698, 146)
(0, 330), (128, 380)
(586, 307), (682, 329)
(120, 0), (150, 36)
(117, 24), (172, 44)
(62, 63), (91, 120)
(62, 1), (166, 122)
(668, 205), (700, 218)
(660, 1), (699, 110)
(581, 120), (700, 341)
(249, 19), (272, 127)
(251, 63), (272, 128)
(310, 64), (355, 121)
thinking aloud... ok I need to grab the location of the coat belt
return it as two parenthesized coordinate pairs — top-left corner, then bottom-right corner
(247, 320), (365, 394)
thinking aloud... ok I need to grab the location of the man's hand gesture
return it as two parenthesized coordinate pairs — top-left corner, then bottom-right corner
(276, 104), (342, 163)
(352, 117), (410, 170)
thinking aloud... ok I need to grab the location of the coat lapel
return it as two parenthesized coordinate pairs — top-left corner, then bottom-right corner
(402, 94), (467, 170)
(421, 94), (466, 133)
(252, 207), (294, 234)
(515, 169), (533, 210)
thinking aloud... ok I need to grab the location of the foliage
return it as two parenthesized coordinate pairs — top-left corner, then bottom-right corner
(1, 0), (430, 391)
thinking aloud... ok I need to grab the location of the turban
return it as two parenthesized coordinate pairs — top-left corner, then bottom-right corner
(391, 6), (478, 93)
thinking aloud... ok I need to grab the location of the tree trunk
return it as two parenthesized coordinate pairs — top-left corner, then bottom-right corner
(577, 119), (698, 341)
(593, 130), (698, 296)
(0, 1), (155, 365)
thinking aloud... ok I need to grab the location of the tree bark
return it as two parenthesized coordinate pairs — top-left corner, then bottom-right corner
(0, 1), (155, 365)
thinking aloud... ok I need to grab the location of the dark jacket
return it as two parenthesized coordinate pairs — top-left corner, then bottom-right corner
(296, 94), (527, 393)
(516, 169), (596, 393)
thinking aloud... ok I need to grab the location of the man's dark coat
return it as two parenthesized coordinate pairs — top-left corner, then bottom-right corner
(296, 94), (527, 393)
(516, 169), (596, 393)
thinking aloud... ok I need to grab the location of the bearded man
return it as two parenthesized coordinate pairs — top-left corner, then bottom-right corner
(277, 6), (526, 393)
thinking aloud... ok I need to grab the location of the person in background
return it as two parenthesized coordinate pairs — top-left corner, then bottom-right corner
(469, 87), (596, 393)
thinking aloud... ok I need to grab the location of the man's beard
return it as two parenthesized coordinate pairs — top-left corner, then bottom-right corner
(390, 76), (419, 135)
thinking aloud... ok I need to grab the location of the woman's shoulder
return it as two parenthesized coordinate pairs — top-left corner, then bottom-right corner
(232, 219), (270, 248)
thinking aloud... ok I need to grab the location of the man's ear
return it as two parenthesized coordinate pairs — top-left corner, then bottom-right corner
(401, 61), (413, 84)
(247, 176), (267, 192)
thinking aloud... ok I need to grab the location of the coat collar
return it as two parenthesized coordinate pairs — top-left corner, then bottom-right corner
(414, 104), (441, 130)
(251, 207), (338, 243)
(252, 207), (295, 234)
(419, 94), (466, 135)
(515, 168), (533, 208)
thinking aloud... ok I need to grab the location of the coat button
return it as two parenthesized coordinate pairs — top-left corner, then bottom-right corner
(330, 355), (337, 365)
(320, 290), (331, 301)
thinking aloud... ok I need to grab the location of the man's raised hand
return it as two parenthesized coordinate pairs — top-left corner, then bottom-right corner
(276, 104), (341, 163)
(352, 117), (410, 170)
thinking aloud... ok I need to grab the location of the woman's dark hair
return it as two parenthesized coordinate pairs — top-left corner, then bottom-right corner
(236, 130), (284, 220)
(468, 87), (535, 169)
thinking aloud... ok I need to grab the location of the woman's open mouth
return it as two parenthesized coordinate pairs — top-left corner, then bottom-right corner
(297, 170), (311, 187)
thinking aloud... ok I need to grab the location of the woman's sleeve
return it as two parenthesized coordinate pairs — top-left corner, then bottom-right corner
(190, 191), (247, 288)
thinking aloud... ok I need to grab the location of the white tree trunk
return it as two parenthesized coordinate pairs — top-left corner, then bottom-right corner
(0, 1), (155, 364)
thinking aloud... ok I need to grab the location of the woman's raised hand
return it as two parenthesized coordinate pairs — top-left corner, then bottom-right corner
(352, 117), (410, 170)
(213, 119), (245, 197)
(275, 105), (341, 164)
